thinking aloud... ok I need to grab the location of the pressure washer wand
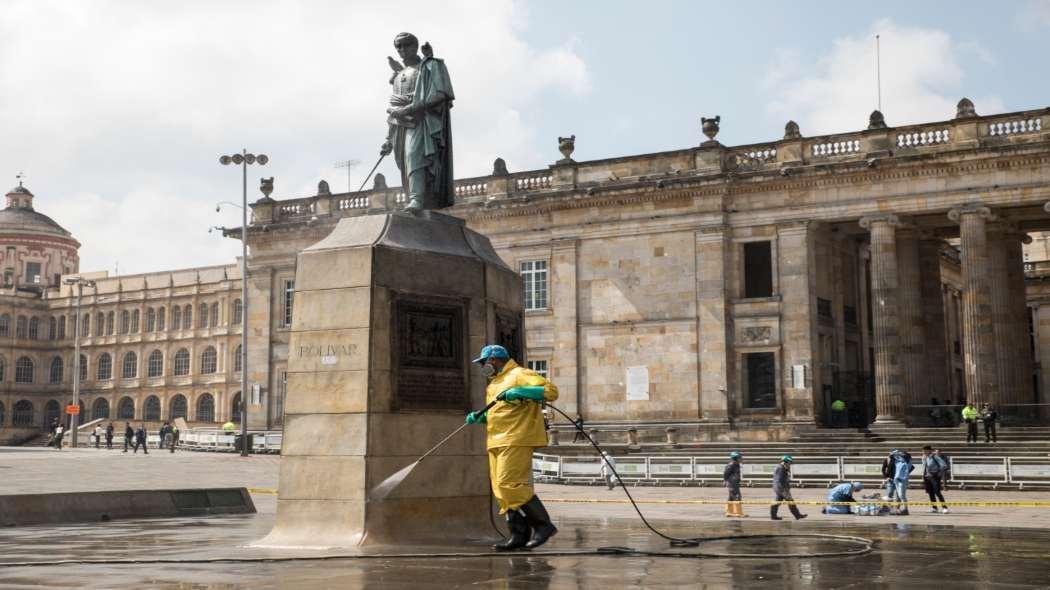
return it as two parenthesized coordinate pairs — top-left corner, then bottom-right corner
(417, 399), (498, 463)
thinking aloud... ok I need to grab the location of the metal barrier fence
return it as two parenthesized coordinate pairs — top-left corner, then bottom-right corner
(533, 453), (1050, 488)
(171, 430), (283, 454)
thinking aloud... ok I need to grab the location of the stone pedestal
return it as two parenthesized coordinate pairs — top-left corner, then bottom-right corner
(261, 211), (522, 548)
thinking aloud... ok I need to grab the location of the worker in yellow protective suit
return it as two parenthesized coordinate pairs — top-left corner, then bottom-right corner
(466, 344), (559, 551)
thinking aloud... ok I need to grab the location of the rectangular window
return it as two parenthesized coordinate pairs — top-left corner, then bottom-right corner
(273, 371), (287, 426)
(282, 280), (295, 327)
(817, 298), (833, 321)
(527, 360), (548, 377)
(520, 260), (548, 311)
(743, 241), (773, 298)
(744, 352), (777, 409)
(25, 262), (41, 284)
(843, 305), (858, 326)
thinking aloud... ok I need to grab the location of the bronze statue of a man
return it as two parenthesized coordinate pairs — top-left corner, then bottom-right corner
(380, 32), (455, 212)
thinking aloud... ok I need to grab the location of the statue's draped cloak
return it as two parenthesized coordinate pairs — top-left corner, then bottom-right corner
(405, 57), (455, 208)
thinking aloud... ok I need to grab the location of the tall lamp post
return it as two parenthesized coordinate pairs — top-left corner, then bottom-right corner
(63, 276), (96, 448)
(219, 149), (267, 457)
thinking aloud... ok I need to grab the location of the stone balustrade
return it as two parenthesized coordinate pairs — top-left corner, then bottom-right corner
(249, 105), (1050, 227)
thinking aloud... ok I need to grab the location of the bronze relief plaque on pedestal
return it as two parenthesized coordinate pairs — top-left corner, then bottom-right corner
(393, 297), (467, 410)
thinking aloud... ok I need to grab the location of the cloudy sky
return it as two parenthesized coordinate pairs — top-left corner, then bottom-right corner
(2, 0), (1049, 275)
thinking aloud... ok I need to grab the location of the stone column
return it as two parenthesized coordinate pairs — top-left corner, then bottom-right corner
(919, 239), (950, 406)
(777, 221), (817, 420)
(986, 224), (1014, 406)
(896, 228), (927, 421)
(948, 205), (999, 406)
(859, 214), (904, 422)
(696, 227), (731, 421)
(1005, 230), (1035, 414)
(550, 239), (580, 417)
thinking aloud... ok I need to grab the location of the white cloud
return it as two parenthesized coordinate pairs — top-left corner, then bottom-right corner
(1017, 0), (1050, 29)
(0, 0), (589, 274)
(764, 19), (1003, 136)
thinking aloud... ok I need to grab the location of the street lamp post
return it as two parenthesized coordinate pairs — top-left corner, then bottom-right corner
(63, 277), (95, 448)
(219, 149), (267, 457)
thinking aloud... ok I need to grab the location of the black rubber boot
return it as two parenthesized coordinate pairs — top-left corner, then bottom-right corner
(493, 509), (531, 551)
(770, 505), (782, 520)
(520, 496), (558, 549)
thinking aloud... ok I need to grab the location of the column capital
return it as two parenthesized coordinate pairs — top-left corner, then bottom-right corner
(858, 213), (900, 230)
(948, 204), (995, 223)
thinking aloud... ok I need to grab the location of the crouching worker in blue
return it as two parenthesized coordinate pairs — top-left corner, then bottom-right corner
(822, 481), (863, 514)
(466, 345), (560, 551)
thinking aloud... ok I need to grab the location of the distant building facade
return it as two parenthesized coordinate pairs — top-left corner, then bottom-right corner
(4, 100), (1050, 442)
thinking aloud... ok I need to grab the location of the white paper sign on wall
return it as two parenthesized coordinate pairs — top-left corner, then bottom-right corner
(626, 366), (650, 401)
(792, 364), (806, 389)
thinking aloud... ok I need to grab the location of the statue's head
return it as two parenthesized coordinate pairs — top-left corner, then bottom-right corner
(393, 32), (419, 60)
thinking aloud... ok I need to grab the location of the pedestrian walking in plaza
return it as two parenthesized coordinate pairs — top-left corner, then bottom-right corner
(980, 403), (998, 443)
(105, 423), (114, 449)
(169, 424), (179, 453)
(830, 399), (847, 427)
(770, 455), (806, 521)
(50, 424), (64, 450)
(133, 425), (148, 454)
(572, 414), (585, 443)
(599, 451), (618, 490)
(922, 445), (949, 513)
(93, 425), (102, 449)
(962, 402), (979, 443)
(881, 450), (898, 501)
(123, 422), (133, 452)
(892, 449), (914, 515)
(822, 481), (862, 514)
(161, 422), (172, 450)
(723, 451), (746, 517)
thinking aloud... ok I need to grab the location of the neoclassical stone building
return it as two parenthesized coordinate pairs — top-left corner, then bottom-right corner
(5, 100), (1050, 442)
(243, 99), (1050, 440)
(0, 183), (251, 440)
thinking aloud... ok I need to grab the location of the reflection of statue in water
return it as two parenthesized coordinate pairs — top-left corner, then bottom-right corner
(380, 32), (455, 213)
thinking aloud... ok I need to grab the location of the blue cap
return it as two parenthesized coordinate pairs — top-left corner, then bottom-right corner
(472, 344), (510, 364)
(781, 455), (793, 462)
(729, 451), (742, 459)
(852, 481), (864, 490)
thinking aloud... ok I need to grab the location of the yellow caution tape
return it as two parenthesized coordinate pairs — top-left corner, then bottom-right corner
(247, 487), (1050, 507)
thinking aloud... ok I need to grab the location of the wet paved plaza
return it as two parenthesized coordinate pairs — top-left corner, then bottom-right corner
(2, 448), (1050, 588)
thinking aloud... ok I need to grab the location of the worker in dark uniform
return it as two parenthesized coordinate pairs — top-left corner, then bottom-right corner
(770, 455), (807, 521)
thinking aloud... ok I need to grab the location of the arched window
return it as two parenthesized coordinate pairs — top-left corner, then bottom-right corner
(210, 302), (219, 327)
(48, 317), (57, 340)
(49, 357), (63, 384)
(172, 306), (181, 330)
(0, 355), (5, 381)
(200, 346), (217, 374)
(13, 400), (33, 426)
(82, 314), (90, 337)
(234, 344), (242, 372)
(122, 352), (137, 379)
(146, 308), (156, 332)
(148, 350), (163, 377)
(106, 311), (114, 335)
(170, 394), (188, 419)
(79, 354), (87, 381)
(118, 396), (135, 419)
(120, 310), (130, 334)
(15, 356), (34, 383)
(0, 313), (9, 336)
(157, 306), (165, 331)
(197, 393), (215, 422)
(57, 315), (66, 339)
(199, 303), (209, 328)
(16, 315), (27, 339)
(92, 398), (110, 420)
(173, 349), (190, 375)
(44, 400), (60, 428)
(144, 396), (161, 420)
(232, 299), (243, 325)
(183, 304), (193, 330)
(96, 353), (112, 380)
(96, 312), (104, 335)
(231, 392), (242, 423)
(28, 316), (39, 339)
(130, 309), (139, 333)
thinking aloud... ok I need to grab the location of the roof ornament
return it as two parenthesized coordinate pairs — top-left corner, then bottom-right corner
(15, 172), (24, 187)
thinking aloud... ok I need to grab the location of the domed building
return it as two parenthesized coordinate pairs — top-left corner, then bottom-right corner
(0, 182), (80, 289)
(0, 181), (246, 443)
